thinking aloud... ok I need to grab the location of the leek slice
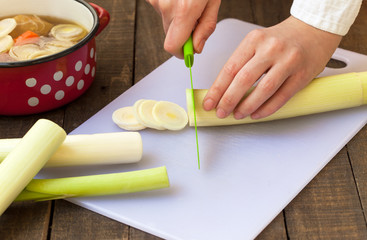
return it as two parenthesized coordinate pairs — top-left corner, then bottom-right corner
(134, 99), (166, 130)
(152, 101), (188, 130)
(0, 35), (14, 53)
(112, 106), (146, 131)
(50, 24), (87, 42)
(0, 18), (16, 38)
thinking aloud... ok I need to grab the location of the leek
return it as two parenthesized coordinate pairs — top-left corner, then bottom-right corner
(15, 166), (170, 201)
(187, 72), (367, 126)
(0, 132), (143, 167)
(0, 119), (66, 215)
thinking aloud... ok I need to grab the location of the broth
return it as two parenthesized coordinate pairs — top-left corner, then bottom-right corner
(0, 14), (88, 62)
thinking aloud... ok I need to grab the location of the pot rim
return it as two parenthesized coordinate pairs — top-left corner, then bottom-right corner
(0, 0), (99, 68)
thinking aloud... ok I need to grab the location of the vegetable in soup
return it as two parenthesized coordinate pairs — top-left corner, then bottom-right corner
(0, 15), (88, 62)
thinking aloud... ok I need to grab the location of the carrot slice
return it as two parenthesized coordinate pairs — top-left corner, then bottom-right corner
(14, 31), (40, 46)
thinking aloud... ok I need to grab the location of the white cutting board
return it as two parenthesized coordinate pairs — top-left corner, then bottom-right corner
(40, 19), (367, 240)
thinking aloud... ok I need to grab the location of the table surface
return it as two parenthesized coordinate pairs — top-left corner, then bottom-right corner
(1, 0), (367, 239)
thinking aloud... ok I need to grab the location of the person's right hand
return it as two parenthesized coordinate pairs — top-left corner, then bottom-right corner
(146, 0), (221, 58)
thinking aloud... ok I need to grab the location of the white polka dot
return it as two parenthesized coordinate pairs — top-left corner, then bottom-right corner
(25, 78), (37, 87)
(77, 80), (85, 90)
(84, 64), (90, 75)
(90, 48), (94, 58)
(55, 90), (65, 100)
(28, 97), (39, 107)
(53, 71), (63, 81)
(65, 76), (75, 86)
(75, 61), (82, 71)
(91, 66), (96, 77)
(40, 84), (51, 95)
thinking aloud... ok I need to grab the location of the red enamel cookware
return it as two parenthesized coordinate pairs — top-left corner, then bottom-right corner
(0, 0), (110, 115)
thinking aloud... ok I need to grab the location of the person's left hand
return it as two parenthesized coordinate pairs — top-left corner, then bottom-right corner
(202, 16), (342, 120)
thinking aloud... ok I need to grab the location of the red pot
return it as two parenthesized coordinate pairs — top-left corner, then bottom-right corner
(0, 0), (110, 115)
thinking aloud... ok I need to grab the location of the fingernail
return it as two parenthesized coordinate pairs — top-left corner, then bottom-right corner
(197, 40), (205, 53)
(251, 113), (261, 119)
(216, 108), (227, 118)
(203, 98), (214, 111)
(234, 112), (245, 120)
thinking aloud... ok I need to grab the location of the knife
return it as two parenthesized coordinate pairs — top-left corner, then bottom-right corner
(183, 35), (200, 170)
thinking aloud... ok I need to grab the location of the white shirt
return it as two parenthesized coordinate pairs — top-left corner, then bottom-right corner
(291, 0), (362, 36)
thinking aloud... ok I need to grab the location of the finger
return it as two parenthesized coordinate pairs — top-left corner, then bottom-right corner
(250, 74), (311, 119)
(203, 37), (257, 111)
(233, 64), (289, 119)
(192, 0), (221, 53)
(215, 54), (271, 118)
(158, 0), (174, 33)
(164, 3), (206, 58)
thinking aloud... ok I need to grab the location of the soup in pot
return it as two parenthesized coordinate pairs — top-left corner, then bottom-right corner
(0, 14), (88, 62)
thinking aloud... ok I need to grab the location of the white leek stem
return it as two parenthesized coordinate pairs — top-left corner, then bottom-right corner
(0, 119), (66, 215)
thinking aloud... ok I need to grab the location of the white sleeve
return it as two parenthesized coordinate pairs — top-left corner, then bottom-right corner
(290, 0), (362, 36)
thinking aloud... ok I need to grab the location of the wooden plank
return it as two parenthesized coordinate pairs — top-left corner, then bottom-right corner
(62, 0), (137, 132)
(50, 201), (129, 240)
(284, 1), (367, 239)
(284, 148), (367, 239)
(0, 201), (51, 240)
(250, 0), (292, 27)
(134, 0), (170, 83)
(348, 125), (367, 224)
(49, 0), (137, 239)
(0, 104), (65, 239)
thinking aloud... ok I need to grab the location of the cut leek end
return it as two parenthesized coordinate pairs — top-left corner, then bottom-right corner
(186, 89), (195, 126)
(134, 99), (166, 130)
(359, 71), (367, 104)
(112, 107), (146, 131)
(152, 101), (188, 130)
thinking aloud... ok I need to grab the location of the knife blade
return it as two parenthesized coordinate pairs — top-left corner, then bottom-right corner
(183, 35), (200, 170)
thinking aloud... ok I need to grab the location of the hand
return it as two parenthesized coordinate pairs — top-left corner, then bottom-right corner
(146, 0), (221, 58)
(203, 16), (342, 120)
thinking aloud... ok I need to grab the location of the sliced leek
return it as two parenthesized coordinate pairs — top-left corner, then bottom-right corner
(0, 119), (66, 215)
(50, 24), (87, 42)
(9, 44), (42, 61)
(0, 35), (14, 53)
(187, 72), (367, 126)
(134, 99), (165, 130)
(152, 101), (188, 130)
(112, 106), (146, 131)
(0, 18), (16, 38)
(0, 132), (143, 167)
(15, 166), (170, 201)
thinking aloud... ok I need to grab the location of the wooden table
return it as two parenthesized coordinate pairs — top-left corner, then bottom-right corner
(1, 0), (367, 239)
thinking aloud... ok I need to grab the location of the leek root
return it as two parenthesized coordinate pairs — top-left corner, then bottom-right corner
(0, 132), (143, 167)
(15, 166), (170, 201)
(187, 72), (367, 126)
(0, 119), (66, 215)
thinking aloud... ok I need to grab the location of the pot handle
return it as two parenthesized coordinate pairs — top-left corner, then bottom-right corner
(89, 2), (110, 36)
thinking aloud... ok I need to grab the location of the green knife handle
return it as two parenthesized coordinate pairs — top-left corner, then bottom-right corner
(183, 35), (194, 68)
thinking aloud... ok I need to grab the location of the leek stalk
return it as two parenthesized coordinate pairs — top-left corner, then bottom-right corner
(0, 119), (66, 215)
(0, 132), (143, 167)
(187, 72), (367, 126)
(15, 166), (170, 201)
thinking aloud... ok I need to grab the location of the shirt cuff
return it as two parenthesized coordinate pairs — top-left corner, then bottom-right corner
(290, 0), (362, 36)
